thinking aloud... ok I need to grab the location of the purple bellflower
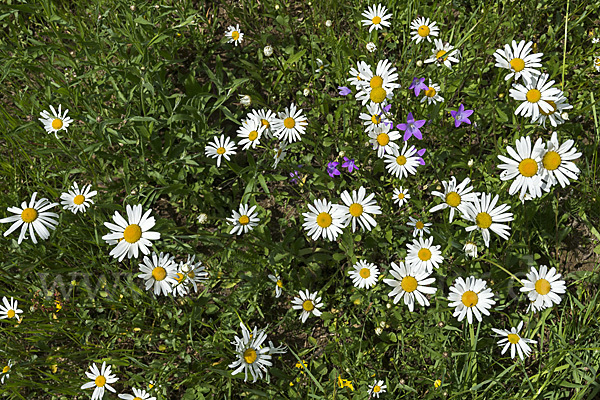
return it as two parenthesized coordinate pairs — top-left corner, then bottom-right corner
(450, 104), (474, 127)
(342, 157), (358, 172)
(338, 86), (351, 96)
(327, 161), (341, 178)
(416, 148), (426, 165)
(409, 77), (428, 96)
(397, 112), (426, 141)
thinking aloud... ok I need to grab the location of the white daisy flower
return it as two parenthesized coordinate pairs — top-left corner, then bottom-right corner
(272, 141), (287, 168)
(60, 182), (97, 214)
(302, 199), (346, 241)
(291, 289), (323, 323)
(205, 134), (237, 168)
(179, 254), (208, 293)
(227, 204), (260, 235)
(420, 80), (444, 104)
(38, 104), (74, 138)
(368, 379), (387, 398)
(430, 176), (478, 222)
(533, 92), (572, 128)
(247, 108), (276, 138)
(509, 73), (562, 120)
(405, 236), (443, 273)
(491, 321), (537, 361)
(0, 297), (23, 321)
(595, 56), (600, 72)
(225, 24), (243, 46)
(464, 193), (514, 248)
(424, 39), (460, 70)
(237, 116), (265, 150)
(448, 276), (496, 324)
(118, 388), (156, 400)
(497, 136), (545, 199)
(520, 265), (566, 312)
(368, 124), (401, 158)
(361, 3), (392, 33)
(384, 261), (436, 311)
(102, 204), (160, 262)
(348, 260), (380, 289)
(81, 362), (118, 400)
(494, 40), (543, 83)
(229, 322), (273, 382)
(360, 102), (391, 133)
(268, 274), (283, 298)
(0, 192), (59, 245)
(347, 61), (370, 88)
(356, 59), (400, 106)
(138, 252), (177, 296)
(339, 186), (381, 232)
(366, 42), (377, 52)
(393, 187), (410, 207)
(172, 268), (191, 297)
(407, 216), (432, 237)
(540, 132), (581, 190)
(315, 58), (329, 74)
(463, 241), (478, 258)
(1, 360), (12, 384)
(383, 142), (422, 179)
(272, 103), (308, 144)
(410, 16), (440, 43)
(239, 94), (252, 106)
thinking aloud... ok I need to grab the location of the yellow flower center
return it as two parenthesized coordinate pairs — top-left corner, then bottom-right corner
(243, 348), (257, 364)
(539, 100), (557, 116)
(231, 31), (240, 41)
(396, 155), (407, 165)
(446, 192), (461, 207)
(397, 193), (405, 200)
(526, 88), (542, 103)
(302, 299), (314, 311)
(376, 133), (390, 146)
(188, 271), (196, 279)
(276, 280), (283, 288)
(425, 87), (436, 97)
(510, 58), (525, 72)
(152, 267), (167, 281)
(518, 158), (538, 177)
(2, 366), (9, 373)
(401, 276), (418, 292)
(359, 267), (371, 279)
(371, 114), (381, 124)
(7, 309), (15, 319)
(133, 398), (142, 400)
(370, 76), (383, 89)
(284, 117), (296, 129)
(542, 151), (561, 170)
(73, 194), (85, 205)
(95, 375), (106, 387)
(316, 212), (332, 228)
(370, 87), (387, 103)
(418, 248), (432, 261)
(461, 290), (478, 307)
(21, 207), (38, 223)
(418, 25), (430, 37)
(475, 212), (492, 229)
(248, 130), (258, 141)
(349, 203), (363, 217)
(260, 119), (270, 128)
(238, 215), (250, 225)
(372, 16), (381, 25)
(123, 224), (142, 243)
(52, 118), (63, 130)
(374, 385), (381, 393)
(175, 272), (185, 283)
(436, 50), (448, 60)
(216, 147), (226, 155)
(507, 333), (520, 344)
(535, 278), (551, 295)
(415, 221), (424, 230)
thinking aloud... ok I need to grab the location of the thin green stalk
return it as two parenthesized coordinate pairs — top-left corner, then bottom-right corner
(561, 0), (569, 90)
(479, 258), (523, 285)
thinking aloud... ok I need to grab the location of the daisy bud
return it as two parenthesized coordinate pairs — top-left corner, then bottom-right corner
(325, 20), (332, 27)
(239, 95), (252, 106)
(303, 88), (310, 96)
(375, 327), (383, 335)
(263, 45), (273, 57)
(467, 159), (474, 167)
(197, 213), (208, 224)
(416, 60), (423, 67)
(561, 112), (569, 120)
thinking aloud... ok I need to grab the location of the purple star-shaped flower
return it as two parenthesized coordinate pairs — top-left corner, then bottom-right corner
(397, 112), (426, 141)
(409, 77), (428, 96)
(290, 170), (300, 184)
(450, 104), (474, 127)
(341, 157), (358, 172)
(327, 161), (341, 178)
(416, 148), (426, 165)
(338, 86), (351, 96)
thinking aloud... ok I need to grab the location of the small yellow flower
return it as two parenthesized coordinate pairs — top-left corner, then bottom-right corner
(337, 376), (354, 391)
(295, 360), (308, 375)
(434, 379), (442, 388)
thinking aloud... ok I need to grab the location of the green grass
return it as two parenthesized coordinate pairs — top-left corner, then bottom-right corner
(1, 0), (600, 398)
